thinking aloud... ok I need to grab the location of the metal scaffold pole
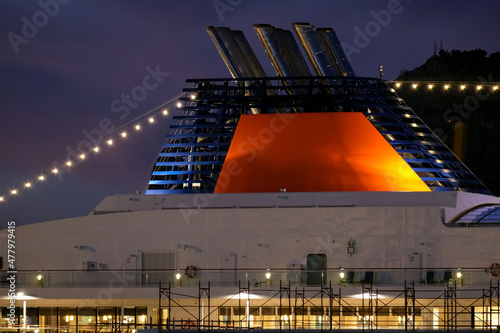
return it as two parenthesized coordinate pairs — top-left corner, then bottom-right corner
(199, 281), (211, 331)
(405, 280), (415, 332)
(444, 280), (457, 331)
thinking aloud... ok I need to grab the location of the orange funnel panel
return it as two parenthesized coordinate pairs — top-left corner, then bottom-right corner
(214, 112), (430, 193)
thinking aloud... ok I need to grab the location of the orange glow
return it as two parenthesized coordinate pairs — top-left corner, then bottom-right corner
(214, 113), (430, 193)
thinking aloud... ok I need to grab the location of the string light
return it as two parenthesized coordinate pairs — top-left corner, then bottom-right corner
(0, 93), (182, 204)
(176, 102), (182, 108)
(390, 81), (500, 92)
(190, 94), (196, 100)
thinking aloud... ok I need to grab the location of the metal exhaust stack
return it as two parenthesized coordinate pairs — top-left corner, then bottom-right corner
(292, 22), (341, 77)
(207, 26), (271, 114)
(207, 26), (254, 78)
(254, 24), (310, 103)
(254, 24), (311, 78)
(318, 28), (355, 77)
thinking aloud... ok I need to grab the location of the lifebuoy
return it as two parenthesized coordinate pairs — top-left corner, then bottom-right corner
(490, 263), (500, 277)
(184, 265), (197, 278)
(182, 321), (196, 329)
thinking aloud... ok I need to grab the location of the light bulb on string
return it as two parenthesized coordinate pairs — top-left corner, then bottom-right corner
(39, 175), (45, 181)
(11, 189), (17, 195)
(52, 168), (59, 174)
(25, 182), (31, 188)
(149, 117), (155, 123)
(135, 124), (141, 131)
(121, 132), (127, 138)
(162, 109), (168, 115)
(93, 147), (99, 153)
(107, 139), (113, 146)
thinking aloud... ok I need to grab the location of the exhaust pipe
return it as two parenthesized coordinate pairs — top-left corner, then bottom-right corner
(318, 28), (355, 77)
(292, 23), (341, 77)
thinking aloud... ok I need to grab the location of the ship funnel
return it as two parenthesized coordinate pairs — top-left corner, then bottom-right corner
(292, 23), (341, 77)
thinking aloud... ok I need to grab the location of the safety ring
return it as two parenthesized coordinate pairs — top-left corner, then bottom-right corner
(182, 321), (196, 329)
(490, 263), (500, 277)
(184, 265), (197, 278)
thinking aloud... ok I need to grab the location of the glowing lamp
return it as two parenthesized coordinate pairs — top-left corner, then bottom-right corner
(162, 109), (168, 115)
(149, 117), (155, 123)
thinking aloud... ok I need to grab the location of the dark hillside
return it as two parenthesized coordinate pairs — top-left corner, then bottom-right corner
(395, 50), (500, 195)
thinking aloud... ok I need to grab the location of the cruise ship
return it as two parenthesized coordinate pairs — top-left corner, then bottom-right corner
(1, 23), (500, 332)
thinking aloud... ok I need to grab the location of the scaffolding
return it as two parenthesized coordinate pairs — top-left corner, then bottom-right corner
(158, 279), (500, 331)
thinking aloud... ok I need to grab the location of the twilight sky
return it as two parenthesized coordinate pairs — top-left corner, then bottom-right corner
(1, 0), (500, 227)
